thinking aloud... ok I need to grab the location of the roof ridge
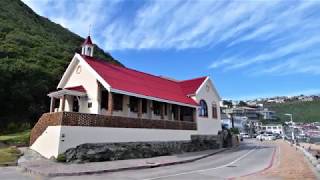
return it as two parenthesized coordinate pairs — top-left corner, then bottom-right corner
(179, 76), (208, 83)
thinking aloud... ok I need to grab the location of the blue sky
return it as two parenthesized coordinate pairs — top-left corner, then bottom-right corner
(22, 0), (320, 100)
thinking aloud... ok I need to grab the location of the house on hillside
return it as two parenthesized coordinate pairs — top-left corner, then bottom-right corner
(30, 36), (222, 158)
(259, 108), (276, 120)
(260, 124), (283, 135)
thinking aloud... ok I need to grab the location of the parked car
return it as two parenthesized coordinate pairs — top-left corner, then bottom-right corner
(256, 132), (265, 140)
(262, 134), (276, 140)
(273, 133), (282, 139)
(240, 133), (250, 138)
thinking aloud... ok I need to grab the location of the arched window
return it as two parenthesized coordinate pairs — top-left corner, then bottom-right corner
(199, 100), (208, 117)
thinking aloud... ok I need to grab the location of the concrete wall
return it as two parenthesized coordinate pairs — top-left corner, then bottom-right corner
(57, 126), (197, 155)
(30, 126), (62, 159)
(193, 78), (222, 135)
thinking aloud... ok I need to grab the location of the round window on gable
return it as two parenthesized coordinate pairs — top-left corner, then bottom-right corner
(76, 65), (81, 74)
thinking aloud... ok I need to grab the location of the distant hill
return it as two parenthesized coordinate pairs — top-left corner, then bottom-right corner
(0, 0), (122, 132)
(265, 101), (320, 123)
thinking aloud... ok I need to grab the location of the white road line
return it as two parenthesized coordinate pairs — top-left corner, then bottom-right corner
(277, 146), (281, 167)
(142, 147), (258, 180)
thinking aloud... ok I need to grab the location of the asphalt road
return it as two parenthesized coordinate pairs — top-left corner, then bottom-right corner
(0, 139), (276, 180)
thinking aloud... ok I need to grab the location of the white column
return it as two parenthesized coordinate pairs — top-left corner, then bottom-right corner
(50, 97), (55, 113)
(61, 95), (66, 112)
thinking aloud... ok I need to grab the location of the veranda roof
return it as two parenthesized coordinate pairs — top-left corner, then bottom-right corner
(48, 85), (87, 98)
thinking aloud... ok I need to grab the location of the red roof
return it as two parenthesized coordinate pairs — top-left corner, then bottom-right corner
(179, 77), (207, 95)
(82, 36), (93, 46)
(81, 55), (207, 106)
(65, 85), (86, 93)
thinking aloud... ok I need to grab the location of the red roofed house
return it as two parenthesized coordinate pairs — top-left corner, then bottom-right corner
(30, 36), (222, 158)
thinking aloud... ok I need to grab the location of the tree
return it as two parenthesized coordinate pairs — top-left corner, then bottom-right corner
(0, 0), (122, 133)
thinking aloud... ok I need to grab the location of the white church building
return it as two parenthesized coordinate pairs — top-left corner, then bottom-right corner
(30, 36), (223, 158)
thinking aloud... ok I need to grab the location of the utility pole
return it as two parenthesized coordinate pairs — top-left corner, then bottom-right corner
(284, 113), (294, 142)
(231, 113), (235, 129)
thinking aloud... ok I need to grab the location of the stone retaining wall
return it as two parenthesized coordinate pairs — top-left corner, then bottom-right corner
(61, 135), (222, 163)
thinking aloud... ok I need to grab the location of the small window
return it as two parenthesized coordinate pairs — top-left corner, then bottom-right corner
(129, 96), (139, 112)
(172, 105), (179, 120)
(100, 90), (108, 109)
(164, 103), (167, 115)
(88, 102), (92, 108)
(76, 65), (81, 74)
(212, 103), (218, 119)
(113, 93), (123, 111)
(142, 99), (147, 113)
(199, 100), (208, 117)
(153, 101), (161, 115)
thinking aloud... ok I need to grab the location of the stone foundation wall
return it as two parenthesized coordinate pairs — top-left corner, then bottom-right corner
(62, 135), (221, 163)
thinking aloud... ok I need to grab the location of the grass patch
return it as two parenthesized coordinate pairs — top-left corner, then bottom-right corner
(0, 147), (21, 165)
(0, 130), (30, 146)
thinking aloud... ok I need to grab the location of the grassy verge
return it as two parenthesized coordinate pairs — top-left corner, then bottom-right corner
(0, 130), (30, 146)
(0, 147), (21, 165)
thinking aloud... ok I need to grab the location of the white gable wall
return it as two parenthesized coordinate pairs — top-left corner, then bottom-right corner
(194, 78), (222, 135)
(62, 59), (100, 114)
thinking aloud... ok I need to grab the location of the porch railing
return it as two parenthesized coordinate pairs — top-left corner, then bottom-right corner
(30, 112), (197, 145)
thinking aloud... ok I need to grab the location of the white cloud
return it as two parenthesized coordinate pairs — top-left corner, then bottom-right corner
(226, 36), (320, 70)
(22, 0), (320, 76)
(22, 0), (121, 38)
(256, 53), (320, 76)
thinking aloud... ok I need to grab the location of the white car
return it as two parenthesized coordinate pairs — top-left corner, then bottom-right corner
(262, 134), (276, 140)
(256, 134), (264, 140)
(240, 133), (250, 138)
(256, 133), (276, 141)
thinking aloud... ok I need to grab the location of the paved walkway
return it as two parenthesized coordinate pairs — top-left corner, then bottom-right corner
(238, 140), (317, 180)
(19, 148), (226, 177)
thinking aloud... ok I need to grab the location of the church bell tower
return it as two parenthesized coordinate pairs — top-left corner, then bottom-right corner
(81, 36), (94, 57)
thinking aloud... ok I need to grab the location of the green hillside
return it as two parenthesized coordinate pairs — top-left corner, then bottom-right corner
(265, 100), (320, 123)
(0, 0), (122, 132)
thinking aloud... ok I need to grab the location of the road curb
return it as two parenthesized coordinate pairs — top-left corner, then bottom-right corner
(20, 148), (230, 177)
